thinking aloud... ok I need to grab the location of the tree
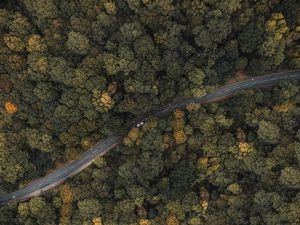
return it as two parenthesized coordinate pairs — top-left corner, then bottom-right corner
(257, 120), (280, 144)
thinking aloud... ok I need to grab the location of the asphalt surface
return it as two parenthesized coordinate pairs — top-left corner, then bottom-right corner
(0, 136), (122, 206)
(1, 70), (300, 206)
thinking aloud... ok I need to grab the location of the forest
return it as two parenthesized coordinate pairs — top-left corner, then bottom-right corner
(0, 0), (299, 224)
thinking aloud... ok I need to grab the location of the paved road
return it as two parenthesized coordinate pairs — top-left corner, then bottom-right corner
(1, 70), (300, 206)
(0, 136), (122, 206)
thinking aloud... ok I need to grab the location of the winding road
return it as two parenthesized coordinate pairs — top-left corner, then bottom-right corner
(1, 70), (300, 206)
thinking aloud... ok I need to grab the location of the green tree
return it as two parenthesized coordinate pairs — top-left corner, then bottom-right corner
(257, 120), (280, 144)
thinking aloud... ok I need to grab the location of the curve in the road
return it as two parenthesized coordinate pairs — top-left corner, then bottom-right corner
(1, 69), (300, 206)
(0, 136), (122, 206)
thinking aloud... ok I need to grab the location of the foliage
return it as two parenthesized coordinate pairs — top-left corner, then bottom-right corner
(0, 0), (299, 224)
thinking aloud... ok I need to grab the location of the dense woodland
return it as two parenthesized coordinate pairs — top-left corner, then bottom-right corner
(0, 0), (300, 224)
